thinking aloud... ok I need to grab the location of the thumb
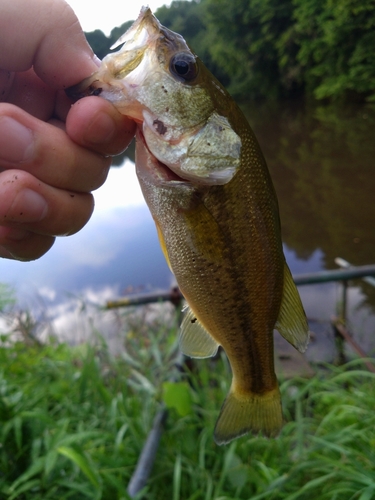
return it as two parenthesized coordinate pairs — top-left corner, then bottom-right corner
(0, 0), (98, 89)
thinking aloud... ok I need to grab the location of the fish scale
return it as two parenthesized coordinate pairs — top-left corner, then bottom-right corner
(67, 6), (309, 444)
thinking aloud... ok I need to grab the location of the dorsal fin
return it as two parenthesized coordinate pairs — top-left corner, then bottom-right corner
(275, 261), (310, 353)
(179, 306), (220, 358)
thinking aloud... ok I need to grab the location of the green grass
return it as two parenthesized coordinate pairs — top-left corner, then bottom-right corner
(0, 303), (375, 499)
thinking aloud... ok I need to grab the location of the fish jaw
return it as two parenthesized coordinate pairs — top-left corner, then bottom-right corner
(142, 110), (241, 185)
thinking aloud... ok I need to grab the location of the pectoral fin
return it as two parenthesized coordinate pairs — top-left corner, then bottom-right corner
(180, 306), (220, 358)
(275, 262), (310, 353)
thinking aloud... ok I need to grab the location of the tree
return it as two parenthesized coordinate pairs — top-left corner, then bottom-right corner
(204, 0), (300, 99)
(294, 0), (375, 101)
(85, 30), (111, 61)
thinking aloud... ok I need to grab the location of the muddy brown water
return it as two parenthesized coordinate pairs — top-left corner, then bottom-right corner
(243, 100), (375, 361)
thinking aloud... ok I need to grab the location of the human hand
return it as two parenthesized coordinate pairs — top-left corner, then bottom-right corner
(0, 0), (136, 261)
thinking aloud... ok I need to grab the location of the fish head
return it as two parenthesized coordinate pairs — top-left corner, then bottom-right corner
(68, 7), (241, 186)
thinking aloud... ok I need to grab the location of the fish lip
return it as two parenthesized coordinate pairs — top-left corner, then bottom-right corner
(136, 128), (190, 185)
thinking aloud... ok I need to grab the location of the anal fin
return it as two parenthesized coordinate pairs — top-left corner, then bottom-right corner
(180, 306), (219, 358)
(275, 261), (310, 353)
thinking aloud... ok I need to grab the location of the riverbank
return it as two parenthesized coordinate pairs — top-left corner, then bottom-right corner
(1, 302), (375, 499)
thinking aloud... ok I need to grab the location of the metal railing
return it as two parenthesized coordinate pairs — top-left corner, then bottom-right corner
(106, 261), (375, 324)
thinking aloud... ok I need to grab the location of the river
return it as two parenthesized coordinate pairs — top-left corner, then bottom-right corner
(246, 100), (375, 361)
(1, 100), (374, 361)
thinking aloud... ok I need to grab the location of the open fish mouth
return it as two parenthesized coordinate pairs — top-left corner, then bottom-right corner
(135, 129), (191, 185)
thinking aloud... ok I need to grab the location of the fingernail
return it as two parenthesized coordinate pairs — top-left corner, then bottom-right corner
(6, 189), (48, 223)
(0, 116), (34, 163)
(85, 111), (116, 145)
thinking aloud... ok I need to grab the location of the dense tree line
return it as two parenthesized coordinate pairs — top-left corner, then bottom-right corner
(85, 0), (375, 101)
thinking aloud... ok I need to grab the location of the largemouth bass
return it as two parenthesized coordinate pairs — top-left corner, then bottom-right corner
(68, 7), (309, 444)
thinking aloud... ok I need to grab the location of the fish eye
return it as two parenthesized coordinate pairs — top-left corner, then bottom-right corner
(170, 53), (198, 82)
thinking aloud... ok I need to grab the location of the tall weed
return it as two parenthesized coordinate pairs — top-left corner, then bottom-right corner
(0, 310), (374, 499)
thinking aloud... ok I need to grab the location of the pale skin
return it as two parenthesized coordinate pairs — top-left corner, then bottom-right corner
(0, 0), (136, 261)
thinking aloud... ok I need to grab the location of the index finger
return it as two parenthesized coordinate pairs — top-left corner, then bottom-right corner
(0, 0), (98, 88)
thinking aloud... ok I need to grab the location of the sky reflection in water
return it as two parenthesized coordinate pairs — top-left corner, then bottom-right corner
(0, 160), (324, 307)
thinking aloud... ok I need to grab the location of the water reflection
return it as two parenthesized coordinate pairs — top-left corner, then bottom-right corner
(1, 102), (374, 357)
(243, 100), (375, 311)
(0, 162), (173, 308)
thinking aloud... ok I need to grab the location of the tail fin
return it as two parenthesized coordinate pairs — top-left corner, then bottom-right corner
(214, 387), (283, 445)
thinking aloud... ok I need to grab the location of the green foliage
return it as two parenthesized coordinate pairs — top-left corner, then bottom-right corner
(85, 30), (112, 61)
(294, 0), (375, 101)
(0, 283), (15, 312)
(85, 20), (134, 61)
(1, 306), (375, 499)
(203, 0), (375, 101)
(204, 0), (300, 99)
(162, 381), (193, 417)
